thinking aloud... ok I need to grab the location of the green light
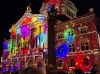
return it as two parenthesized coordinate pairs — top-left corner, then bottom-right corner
(10, 39), (13, 52)
(63, 28), (75, 43)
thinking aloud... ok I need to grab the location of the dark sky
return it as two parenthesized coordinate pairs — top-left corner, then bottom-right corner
(0, 0), (100, 56)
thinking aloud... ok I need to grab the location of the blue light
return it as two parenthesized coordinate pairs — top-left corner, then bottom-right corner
(95, 58), (98, 60)
(47, 5), (52, 11)
(78, 27), (80, 30)
(80, 36), (82, 38)
(10, 66), (14, 72)
(37, 32), (47, 47)
(17, 28), (21, 34)
(66, 36), (74, 44)
(38, 14), (45, 23)
(2, 67), (6, 73)
(56, 43), (69, 58)
(5, 51), (9, 57)
(3, 42), (8, 49)
(88, 52), (91, 54)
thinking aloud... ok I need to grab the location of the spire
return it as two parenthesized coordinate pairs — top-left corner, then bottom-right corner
(26, 2), (32, 13)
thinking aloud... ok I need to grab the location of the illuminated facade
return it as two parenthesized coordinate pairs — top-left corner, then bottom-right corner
(1, 6), (48, 73)
(55, 12), (100, 73)
(1, 0), (100, 74)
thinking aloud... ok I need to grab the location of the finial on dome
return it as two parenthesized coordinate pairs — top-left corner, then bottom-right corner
(26, 2), (32, 13)
(89, 8), (94, 13)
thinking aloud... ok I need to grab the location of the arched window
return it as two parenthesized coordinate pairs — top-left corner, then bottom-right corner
(80, 28), (84, 34)
(84, 58), (88, 66)
(20, 61), (25, 70)
(69, 44), (75, 52)
(81, 43), (85, 51)
(84, 27), (87, 33)
(72, 44), (75, 52)
(69, 45), (72, 52)
(72, 31), (74, 36)
(57, 33), (63, 39)
(28, 60), (33, 67)
(80, 26), (87, 34)
(85, 42), (89, 50)
(59, 60), (63, 67)
(58, 46), (63, 54)
(60, 33), (63, 39)
(70, 59), (74, 67)
(68, 32), (71, 36)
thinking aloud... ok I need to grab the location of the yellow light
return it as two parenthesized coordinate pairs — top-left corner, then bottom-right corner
(80, 24), (82, 26)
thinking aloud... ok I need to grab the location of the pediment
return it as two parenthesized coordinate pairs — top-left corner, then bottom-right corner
(9, 13), (32, 32)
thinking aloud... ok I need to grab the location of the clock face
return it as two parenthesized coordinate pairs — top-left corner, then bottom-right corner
(56, 43), (69, 58)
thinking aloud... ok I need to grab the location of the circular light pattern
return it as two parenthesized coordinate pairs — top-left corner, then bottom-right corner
(56, 43), (69, 58)
(63, 28), (75, 44)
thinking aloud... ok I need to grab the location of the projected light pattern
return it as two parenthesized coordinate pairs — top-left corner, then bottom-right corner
(64, 28), (75, 44)
(2, 68), (6, 73)
(2, 12), (48, 72)
(17, 28), (21, 35)
(17, 62), (20, 70)
(37, 32), (47, 47)
(3, 42), (8, 49)
(56, 43), (69, 58)
(21, 25), (30, 39)
(10, 66), (14, 73)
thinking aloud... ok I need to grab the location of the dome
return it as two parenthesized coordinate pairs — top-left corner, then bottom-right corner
(66, 0), (77, 12)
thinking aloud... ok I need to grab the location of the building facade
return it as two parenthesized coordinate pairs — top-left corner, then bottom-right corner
(1, 6), (48, 73)
(1, 0), (100, 74)
(55, 12), (100, 73)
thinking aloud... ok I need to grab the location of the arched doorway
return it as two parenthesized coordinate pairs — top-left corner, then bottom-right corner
(28, 60), (33, 67)
(20, 61), (25, 70)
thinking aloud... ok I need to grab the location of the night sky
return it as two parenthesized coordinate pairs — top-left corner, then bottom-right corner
(0, 0), (100, 56)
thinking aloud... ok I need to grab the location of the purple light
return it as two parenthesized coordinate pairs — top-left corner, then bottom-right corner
(17, 62), (20, 70)
(10, 66), (14, 72)
(5, 51), (9, 57)
(44, 24), (48, 34)
(21, 25), (30, 39)
(2, 67), (6, 73)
